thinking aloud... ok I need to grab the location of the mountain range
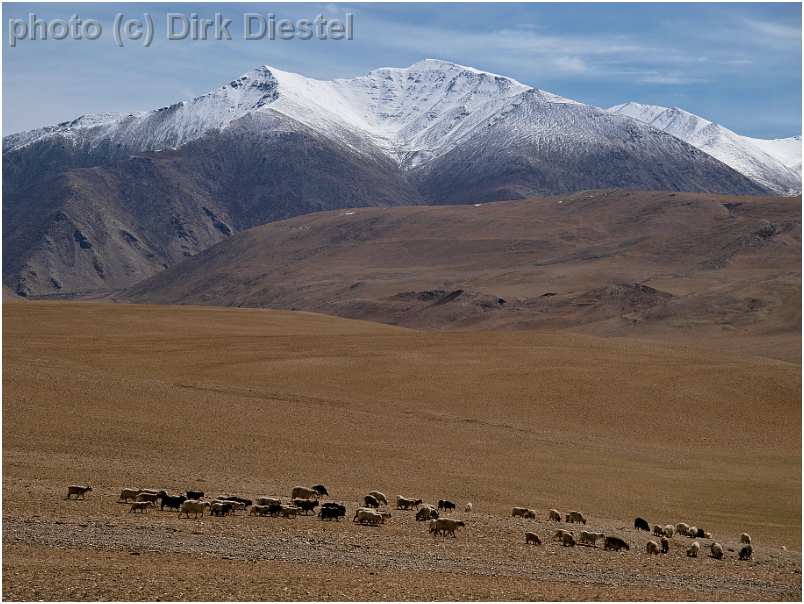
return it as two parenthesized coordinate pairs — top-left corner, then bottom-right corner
(3, 59), (798, 296)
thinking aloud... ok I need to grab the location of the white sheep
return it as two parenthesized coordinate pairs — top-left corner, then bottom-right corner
(548, 509), (561, 522)
(646, 540), (660, 555)
(179, 499), (210, 519)
(291, 486), (317, 500)
(676, 522), (690, 536)
(465, 502), (473, 513)
(687, 541), (700, 557)
(663, 525), (674, 538)
(128, 501), (152, 513)
(710, 542), (724, 560)
(65, 485), (92, 500)
(740, 533), (752, 544)
(353, 509), (383, 526)
(688, 526), (698, 539)
(256, 496), (281, 507)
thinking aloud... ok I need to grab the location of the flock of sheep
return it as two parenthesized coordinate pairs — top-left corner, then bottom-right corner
(64, 483), (755, 561)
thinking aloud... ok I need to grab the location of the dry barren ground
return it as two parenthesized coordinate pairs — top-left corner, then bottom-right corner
(3, 301), (801, 600)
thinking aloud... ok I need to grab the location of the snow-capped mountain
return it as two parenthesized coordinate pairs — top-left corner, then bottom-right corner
(4, 60), (772, 296)
(608, 102), (801, 195)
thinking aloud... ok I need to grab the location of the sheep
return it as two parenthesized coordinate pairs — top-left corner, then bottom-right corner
(740, 533), (752, 544)
(431, 518), (465, 537)
(291, 486), (318, 500)
(368, 491), (387, 505)
(558, 532), (576, 547)
(311, 484), (329, 497)
(438, 499), (456, 512)
(702, 531), (712, 539)
(280, 505), (301, 518)
(249, 504), (272, 517)
(353, 509), (383, 526)
(363, 495), (380, 509)
(396, 496), (422, 510)
(319, 503), (346, 521)
(136, 491), (165, 505)
(465, 502), (473, 513)
(604, 536), (630, 551)
(663, 525), (675, 538)
(687, 541), (700, 557)
(179, 500), (210, 519)
(219, 495), (252, 508)
(661, 536), (670, 554)
(710, 542), (724, 560)
(646, 540), (660, 555)
(416, 506), (439, 521)
(185, 490), (204, 500)
(292, 498), (319, 515)
(634, 517), (650, 531)
(160, 494), (186, 511)
(256, 496), (282, 507)
(511, 507), (529, 518)
(128, 501), (152, 513)
(553, 529), (573, 542)
(210, 501), (233, 517)
(688, 526), (698, 539)
(65, 485), (92, 500)
(525, 532), (542, 545)
(579, 531), (604, 547)
(118, 488), (141, 503)
(676, 522), (690, 537)
(653, 524), (664, 537)
(739, 544), (753, 561)
(548, 509), (562, 522)
(566, 511), (586, 524)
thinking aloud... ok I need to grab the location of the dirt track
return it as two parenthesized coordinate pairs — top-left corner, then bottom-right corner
(3, 301), (801, 600)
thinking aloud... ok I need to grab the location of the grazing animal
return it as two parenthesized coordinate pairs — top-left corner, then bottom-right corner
(566, 511), (586, 524)
(396, 496), (422, 510)
(185, 490), (204, 500)
(118, 488), (141, 503)
(136, 491), (164, 505)
(687, 541), (700, 557)
(220, 495), (252, 508)
(291, 486), (318, 500)
(634, 517), (650, 531)
(694, 527), (707, 538)
(160, 494), (186, 511)
(676, 522), (690, 537)
(311, 484), (329, 497)
(431, 518), (465, 537)
(65, 485), (92, 500)
(438, 499), (456, 512)
(256, 497), (282, 507)
(739, 544), (753, 561)
(416, 506), (439, 521)
(293, 498), (320, 515)
(280, 505), (300, 518)
(353, 509), (383, 526)
(710, 542), (724, 560)
(663, 525), (674, 538)
(653, 524), (664, 537)
(511, 507), (529, 518)
(702, 531), (712, 539)
(319, 503), (346, 521)
(553, 529), (573, 542)
(688, 526), (698, 539)
(646, 540), (660, 555)
(128, 501), (152, 513)
(250, 504), (272, 517)
(548, 509), (562, 522)
(740, 533), (752, 544)
(661, 536), (670, 553)
(210, 501), (233, 517)
(179, 500), (210, 519)
(465, 502), (473, 513)
(363, 495), (380, 509)
(604, 536), (630, 551)
(368, 491), (387, 505)
(558, 532), (576, 547)
(579, 531), (604, 547)
(525, 532), (542, 545)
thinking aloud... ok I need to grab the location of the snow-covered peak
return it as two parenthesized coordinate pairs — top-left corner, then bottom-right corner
(609, 101), (801, 194)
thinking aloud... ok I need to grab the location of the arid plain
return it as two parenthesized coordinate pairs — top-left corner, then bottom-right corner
(3, 301), (801, 600)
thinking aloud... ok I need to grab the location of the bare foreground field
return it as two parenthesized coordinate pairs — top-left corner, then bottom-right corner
(3, 301), (801, 600)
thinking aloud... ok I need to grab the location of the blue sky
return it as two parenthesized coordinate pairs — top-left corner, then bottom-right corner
(3, 2), (801, 138)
